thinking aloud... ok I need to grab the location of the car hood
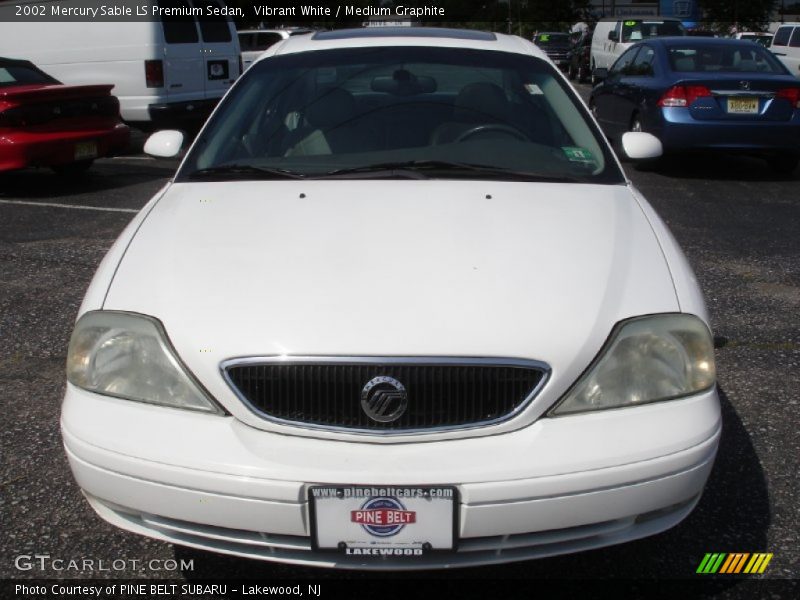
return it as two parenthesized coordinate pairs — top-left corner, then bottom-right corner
(104, 180), (679, 420)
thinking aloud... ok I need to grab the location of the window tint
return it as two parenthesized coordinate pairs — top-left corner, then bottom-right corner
(790, 28), (800, 48)
(159, 0), (198, 44)
(621, 20), (686, 42)
(773, 26), (792, 47)
(611, 47), (640, 74)
(198, 1), (232, 43)
(0, 62), (59, 87)
(179, 47), (623, 184)
(256, 33), (284, 50)
(629, 45), (655, 76)
(238, 33), (254, 51)
(668, 44), (784, 73)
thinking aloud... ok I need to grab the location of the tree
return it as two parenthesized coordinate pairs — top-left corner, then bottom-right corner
(697, 0), (778, 33)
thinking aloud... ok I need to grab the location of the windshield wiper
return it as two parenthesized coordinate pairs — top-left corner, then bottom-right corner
(186, 164), (306, 180)
(317, 160), (581, 182)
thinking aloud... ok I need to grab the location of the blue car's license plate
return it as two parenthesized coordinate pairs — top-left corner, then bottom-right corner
(727, 97), (758, 114)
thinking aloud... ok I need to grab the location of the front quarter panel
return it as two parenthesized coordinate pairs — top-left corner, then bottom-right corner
(77, 184), (170, 316)
(628, 185), (710, 323)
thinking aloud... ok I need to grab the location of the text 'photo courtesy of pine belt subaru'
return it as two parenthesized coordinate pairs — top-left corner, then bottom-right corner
(62, 28), (721, 570)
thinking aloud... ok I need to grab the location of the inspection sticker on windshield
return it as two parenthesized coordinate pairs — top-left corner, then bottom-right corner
(309, 485), (457, 556)
(562, 146), (597, 166)
(524, 83), (544, 95)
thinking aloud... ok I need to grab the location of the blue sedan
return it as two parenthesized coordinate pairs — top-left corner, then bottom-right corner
(589, 38), (800, 173)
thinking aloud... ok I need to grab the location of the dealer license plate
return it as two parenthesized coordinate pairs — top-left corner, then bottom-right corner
(727, 97), (758, 114)
(74, 142), (97, 160)
(309, 485), (457, 556)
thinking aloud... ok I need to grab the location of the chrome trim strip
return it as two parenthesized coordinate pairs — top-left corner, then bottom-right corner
(219, 356), (551, 437)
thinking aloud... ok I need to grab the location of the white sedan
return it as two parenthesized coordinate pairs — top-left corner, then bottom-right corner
(62, 27), (720, 569)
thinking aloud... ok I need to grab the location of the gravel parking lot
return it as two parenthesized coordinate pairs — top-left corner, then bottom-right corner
(1, 84), (798, 594)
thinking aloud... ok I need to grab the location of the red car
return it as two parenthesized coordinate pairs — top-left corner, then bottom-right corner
(0, 57), (129, 174)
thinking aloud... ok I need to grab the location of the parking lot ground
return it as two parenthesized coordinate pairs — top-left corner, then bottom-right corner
(1, 109), (798, 594)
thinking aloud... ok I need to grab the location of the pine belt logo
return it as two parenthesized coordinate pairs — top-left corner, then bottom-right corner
(351, 497), (416, 537)
(696, 552), (773, 574)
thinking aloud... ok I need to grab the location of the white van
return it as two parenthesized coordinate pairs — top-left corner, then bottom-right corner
(770, 23), (800, 78)
(0, 0), (241, 129)
(238, 28), (313, 71)
(591, 17), (686, 80)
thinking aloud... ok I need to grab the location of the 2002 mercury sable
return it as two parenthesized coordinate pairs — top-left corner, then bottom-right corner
(62, 28), (720, 569)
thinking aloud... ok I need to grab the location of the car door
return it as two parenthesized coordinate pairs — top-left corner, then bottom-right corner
(614, 44), (657, 129)
(159, 0), (205, 103)
(194, 0), (239, 95)
(592, 46), (640, 136)
(770, 26), (798, 77)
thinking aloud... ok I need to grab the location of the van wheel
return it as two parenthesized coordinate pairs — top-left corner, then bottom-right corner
(52, 160), (94, 176)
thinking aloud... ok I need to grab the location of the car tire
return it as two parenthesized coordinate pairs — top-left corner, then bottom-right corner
(51, 160), (94, 176)
(767, 154), (799, 175)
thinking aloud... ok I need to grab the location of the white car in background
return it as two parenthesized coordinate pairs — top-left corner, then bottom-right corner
(238, 28), (314, 70)
(770, 23), (800, 78)
(62, 27), (720, 569)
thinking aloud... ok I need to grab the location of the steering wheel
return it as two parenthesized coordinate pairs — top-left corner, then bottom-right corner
(454, 124), (530, 143)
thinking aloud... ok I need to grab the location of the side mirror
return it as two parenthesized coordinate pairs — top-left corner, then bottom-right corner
(592, 67), (609, 83)
(608, 30), (619, 42)
(621, 132), (663, 160)
(144, 130), (185, 158)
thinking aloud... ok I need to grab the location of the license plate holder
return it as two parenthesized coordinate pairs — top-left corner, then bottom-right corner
(309, 485), (458, 557)
(74, 141), (97, 160)
(727, 97), (759, 114)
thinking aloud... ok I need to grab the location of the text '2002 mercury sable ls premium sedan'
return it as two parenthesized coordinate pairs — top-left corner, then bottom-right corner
(62, 28), (720, 569)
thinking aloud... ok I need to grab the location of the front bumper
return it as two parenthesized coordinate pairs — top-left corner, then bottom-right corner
(62, 384), (721, 569)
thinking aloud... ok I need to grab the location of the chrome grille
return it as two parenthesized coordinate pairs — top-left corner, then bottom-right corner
(223, 358), (548, 433)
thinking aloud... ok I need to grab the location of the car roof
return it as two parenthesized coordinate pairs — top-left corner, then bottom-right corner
(596, 16), (683, 22)
(259, 27), (544, 61)
(637, 36), (773, 47)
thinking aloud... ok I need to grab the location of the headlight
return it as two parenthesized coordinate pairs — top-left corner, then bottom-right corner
(551, 314), (715, 415)
(66, 311), (223, 414)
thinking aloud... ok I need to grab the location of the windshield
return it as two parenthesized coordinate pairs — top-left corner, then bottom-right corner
(534, 33), (570, 45)
(622, 20), (686, 43)
(178, 46), (621, 183)
(0, 61), (59, 87)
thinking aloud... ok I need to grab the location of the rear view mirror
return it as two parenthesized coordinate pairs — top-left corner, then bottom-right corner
(371, 70), (436, 96)
(592, 68), (609, 83)
(608, 30), (619, 42)
(144, 130), (184, 158)
(621, 132), (663, 160)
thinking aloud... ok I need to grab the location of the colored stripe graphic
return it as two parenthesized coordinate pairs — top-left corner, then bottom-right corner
(697, 553), (726, 573)
(744, 553), (773, 574)
(720, 553), (749, 573)
(697, 553), (773, 574)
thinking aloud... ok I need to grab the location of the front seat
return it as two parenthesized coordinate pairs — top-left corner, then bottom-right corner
(285, 88), (377, 156)
(429, 82), (512, 145)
